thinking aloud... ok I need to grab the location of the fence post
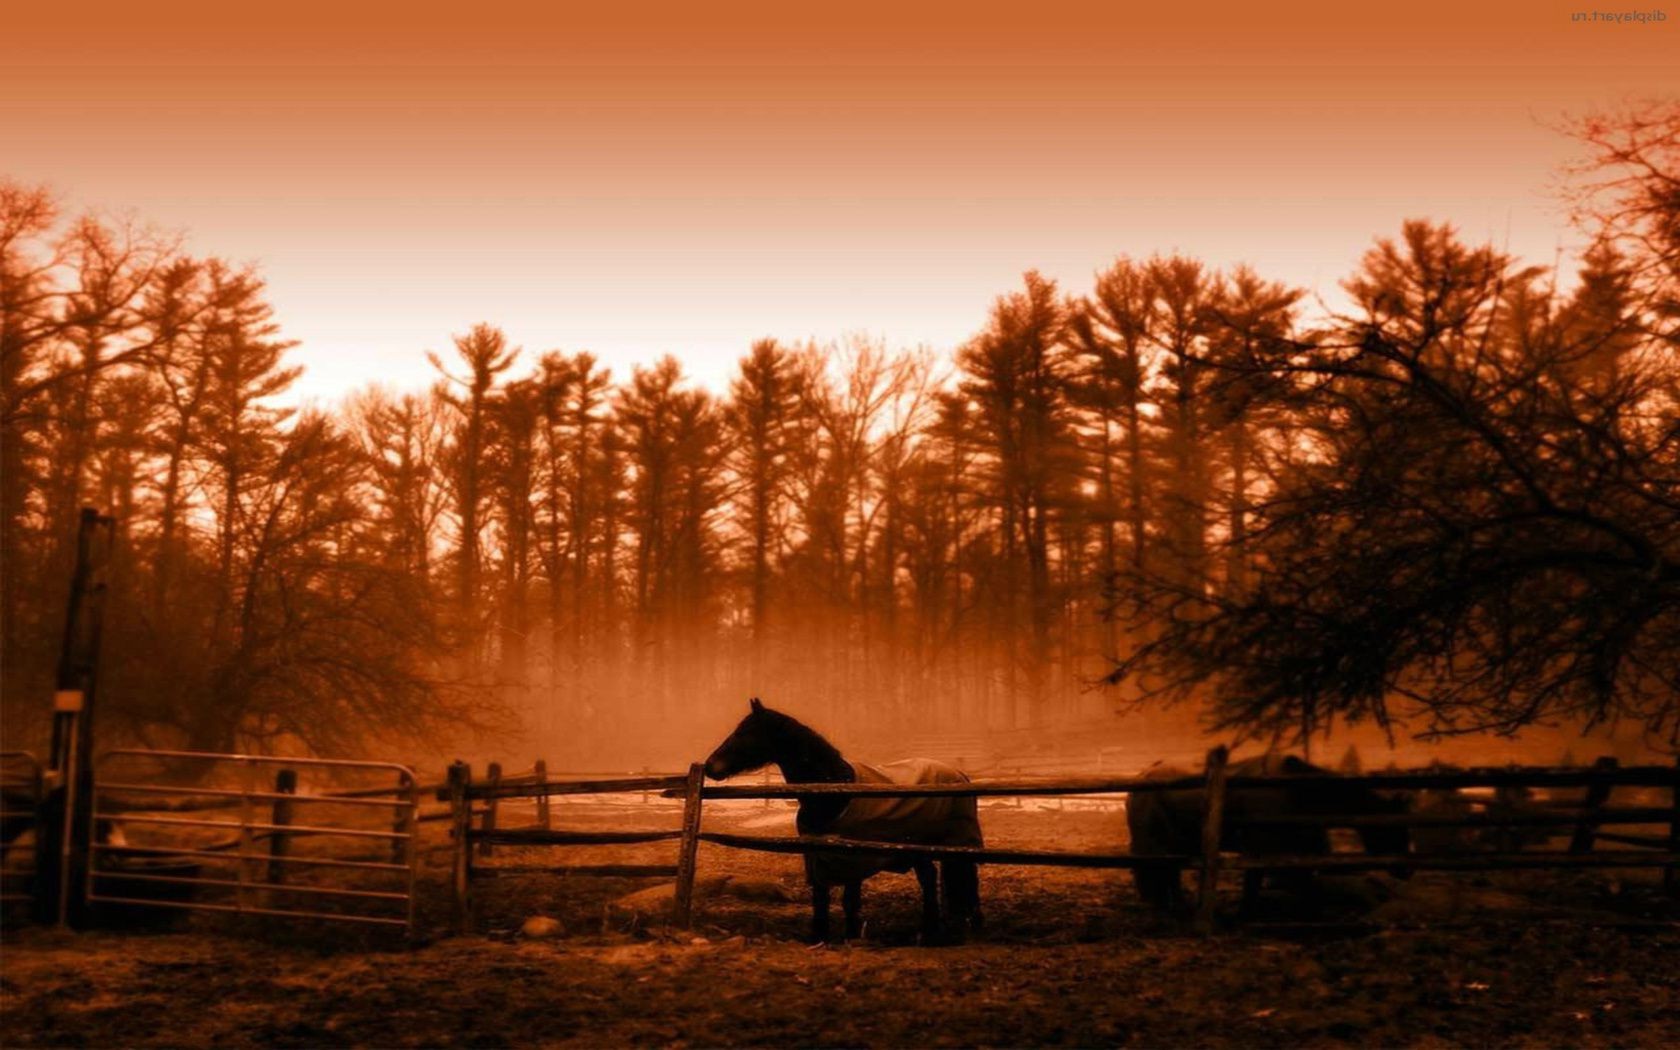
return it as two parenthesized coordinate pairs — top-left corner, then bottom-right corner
(673, 763), (705, 928)
(267, 768), (297, 886)
(535, 759), (551, 830)
(480, 762), (501, 858)
(1666, 755), (1679, 897)
(1569, 756), (1618, 854)
(1195, 745), (1231, 935)
(448, 761), (473, 934)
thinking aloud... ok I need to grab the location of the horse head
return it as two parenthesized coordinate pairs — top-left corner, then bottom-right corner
(704, 697), (777, 780)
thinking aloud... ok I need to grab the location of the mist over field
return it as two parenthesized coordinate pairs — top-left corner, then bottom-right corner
(6, 100), (1679, 778)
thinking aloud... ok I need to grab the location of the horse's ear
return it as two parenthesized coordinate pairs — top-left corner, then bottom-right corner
(749, 697), (763, 712)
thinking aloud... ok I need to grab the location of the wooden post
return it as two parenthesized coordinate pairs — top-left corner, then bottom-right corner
(672, 762), (705, 928)
(1569, 756), (1618, 854)
(534, 759), (551, 830)
(267, 768), (297, 885)
(1195, 745), (1231, 935)
(1665, 755), (1679, 897)
(448, 762), (473, 935)
(480, 762), (501, 858)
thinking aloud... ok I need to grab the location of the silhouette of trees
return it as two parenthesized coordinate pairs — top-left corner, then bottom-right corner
(429, 323), (519, 668)
(5, 103), (1676, 760)
(530, 350), (616, 707)
(617, 357), (727, 711)
(1068, 257), (1156, 586)
(1, 191), (484, 755)
(726, 338), (802, 664)
(958, 272), (1077, 720)
(1115, 209), (1680, 745)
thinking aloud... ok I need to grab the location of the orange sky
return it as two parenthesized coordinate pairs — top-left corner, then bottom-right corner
(4, 2), (1674, 403)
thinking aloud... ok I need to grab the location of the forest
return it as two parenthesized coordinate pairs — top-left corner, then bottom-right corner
(3, 103), (1677, 767)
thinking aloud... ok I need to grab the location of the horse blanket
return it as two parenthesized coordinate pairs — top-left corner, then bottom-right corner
(805, 758), (983, 885)
(1128, 753), (1407, 858)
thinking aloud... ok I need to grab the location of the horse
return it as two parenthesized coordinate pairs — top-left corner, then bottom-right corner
(1411, 762), (1554, 854)
(1126, 753), (1411, 915)
(702, 698), (983, 943)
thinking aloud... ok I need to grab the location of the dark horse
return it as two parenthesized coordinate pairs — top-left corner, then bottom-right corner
(703, 698), (983, 943)
(1127, 753), (1411, 914)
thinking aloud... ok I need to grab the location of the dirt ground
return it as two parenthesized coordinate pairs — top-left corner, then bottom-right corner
(3, 799), (1678, 1048)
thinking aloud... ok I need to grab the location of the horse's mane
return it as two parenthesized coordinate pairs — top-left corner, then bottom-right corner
(761, 707), (854, 783)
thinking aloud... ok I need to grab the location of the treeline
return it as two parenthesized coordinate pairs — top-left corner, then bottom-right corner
(3, 105), (1676, 761)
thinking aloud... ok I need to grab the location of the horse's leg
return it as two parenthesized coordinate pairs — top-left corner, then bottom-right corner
(943, 860), (982, 934)
(914, 860), (941, 942)
(842, 880), (862, 940)
(809, 882), (831, 944)
(1241, 868), (1264, 917)
(1135, 863), (1179, 913)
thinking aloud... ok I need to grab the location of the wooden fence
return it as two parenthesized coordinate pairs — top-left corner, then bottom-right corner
(446, 750), (1680, 934)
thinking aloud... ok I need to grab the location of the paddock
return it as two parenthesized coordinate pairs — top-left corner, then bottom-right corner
(4, 746), (1675, 945)
(441, 749), (1680, 936)
(6, 787), (1680, 1049)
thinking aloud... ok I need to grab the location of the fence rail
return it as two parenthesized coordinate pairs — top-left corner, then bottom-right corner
(444, 761), (705, 932)
(88, 749), (421, 933)
(450, 749), (1679, 935)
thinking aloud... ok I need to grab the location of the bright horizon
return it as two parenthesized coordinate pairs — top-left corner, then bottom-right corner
(5, 2), (1674, 406)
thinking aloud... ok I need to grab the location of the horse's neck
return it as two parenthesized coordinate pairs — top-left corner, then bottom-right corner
(771, 720), (854, 833)
(771, 722), (852, 785)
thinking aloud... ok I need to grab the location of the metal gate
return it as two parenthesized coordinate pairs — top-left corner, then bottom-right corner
(1, 752), (44, 910)
(89, 749), (420, 931)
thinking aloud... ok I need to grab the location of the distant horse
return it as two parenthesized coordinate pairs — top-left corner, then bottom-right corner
(1127, 753), (1411, 914)
(703, 698), (983, 943)
(1412, 762), (1553, 854)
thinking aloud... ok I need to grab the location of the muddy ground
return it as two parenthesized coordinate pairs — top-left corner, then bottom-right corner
(3, 799), (1678, 1047)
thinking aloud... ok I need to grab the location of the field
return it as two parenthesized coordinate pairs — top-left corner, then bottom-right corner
(3, 798), (1679, 1048)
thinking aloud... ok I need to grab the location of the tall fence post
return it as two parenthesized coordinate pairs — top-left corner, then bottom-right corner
(535, 759), (551, 830)
(1570, 756), (1619, 854)
(673, 762), (705, 928)
(448, 761), (473, 934)
(1666, 755), (1679, 897)
(1195, 745), (1231, 935)
(480, 762), (502, 858)
(267, 768), (297, 885)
